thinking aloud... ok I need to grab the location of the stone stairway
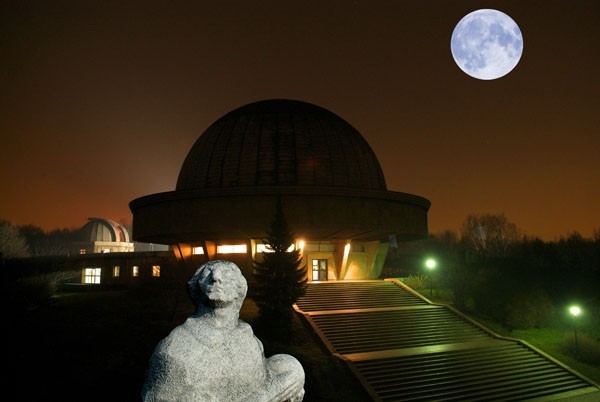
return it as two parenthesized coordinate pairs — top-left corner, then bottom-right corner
(294, 280), (600, 401)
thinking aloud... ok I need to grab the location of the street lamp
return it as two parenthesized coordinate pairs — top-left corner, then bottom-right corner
(569, 305), (582, 356)
(424, 258), (437, 296)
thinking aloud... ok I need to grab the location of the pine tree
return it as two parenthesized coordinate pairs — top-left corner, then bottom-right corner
(253, 199), (307, 321)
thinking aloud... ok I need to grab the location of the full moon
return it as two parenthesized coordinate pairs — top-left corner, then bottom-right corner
(451, 9), (523, 80)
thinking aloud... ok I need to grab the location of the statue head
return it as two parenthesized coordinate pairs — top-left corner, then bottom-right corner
(187, 260), (248, 312)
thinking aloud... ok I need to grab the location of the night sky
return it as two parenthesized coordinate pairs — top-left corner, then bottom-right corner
(1, 1), (598, 240)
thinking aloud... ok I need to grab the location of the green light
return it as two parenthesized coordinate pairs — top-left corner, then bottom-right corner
(425, 258), (437, 270)
(569, 305), (581, 317)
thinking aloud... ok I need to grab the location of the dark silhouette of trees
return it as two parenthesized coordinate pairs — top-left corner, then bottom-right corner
(0, 220), (29, 259)
(253, 199), (307, 323)
(417, 215), (600, 330)
(19, 225), (78, 256)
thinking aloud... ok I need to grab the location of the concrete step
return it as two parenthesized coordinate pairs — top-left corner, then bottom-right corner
(294, 280), (600, 402)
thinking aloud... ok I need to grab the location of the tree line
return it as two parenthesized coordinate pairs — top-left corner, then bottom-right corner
(0, 220), (81, 259)
(386, 213), (600, 329)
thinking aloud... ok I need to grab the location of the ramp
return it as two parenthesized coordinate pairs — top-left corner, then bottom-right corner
(294, 280), (599, 401)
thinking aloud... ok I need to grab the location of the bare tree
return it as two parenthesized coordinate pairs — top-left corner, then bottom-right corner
(461, 213), (521, 258)
(0, 220), (29, 259)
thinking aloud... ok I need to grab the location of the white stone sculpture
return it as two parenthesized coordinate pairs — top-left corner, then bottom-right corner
(142, 260), (305, 402)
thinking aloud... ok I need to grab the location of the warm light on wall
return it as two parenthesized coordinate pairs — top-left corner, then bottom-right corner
(298, 240), (305, 252)
(339, 243), (351, 280)
(344, 261), (362, 280)
(217, 244), (247, 254)
(192, 246), (205, 255)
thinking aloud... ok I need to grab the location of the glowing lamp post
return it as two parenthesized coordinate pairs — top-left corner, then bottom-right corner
(425, 258), (437, 296)
(569, 305), (582, 356)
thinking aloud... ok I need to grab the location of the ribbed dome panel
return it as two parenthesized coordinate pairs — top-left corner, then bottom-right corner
(176, 99), (387, 191)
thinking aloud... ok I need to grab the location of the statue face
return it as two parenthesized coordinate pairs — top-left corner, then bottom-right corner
(197, 264), (241, 303)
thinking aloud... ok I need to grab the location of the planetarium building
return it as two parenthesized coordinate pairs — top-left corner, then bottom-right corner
(130, 99), (430, 282)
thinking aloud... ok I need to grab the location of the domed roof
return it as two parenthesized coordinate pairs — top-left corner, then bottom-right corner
(176, 99), (387, 191)
(80, 218), (130, 243)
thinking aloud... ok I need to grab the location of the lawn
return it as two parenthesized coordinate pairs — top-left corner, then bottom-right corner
(6, 287), (369, 401)
(422, 287), (600, 386)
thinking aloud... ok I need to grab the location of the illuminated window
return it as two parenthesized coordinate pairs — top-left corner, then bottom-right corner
(256, 244), (272, 253)
(113, 266), (120, 277)
(192, 246), (205, 255)
(152, 265), (160, 277)
(217, 244), (247, 254)
(256, 244), (295, 253)
(84, 268), (101, 284)
(102, 249), (111, 253)
(132, 266), (139, 277)
(79, 249), (86, 255)
(312, 259), (328, 281)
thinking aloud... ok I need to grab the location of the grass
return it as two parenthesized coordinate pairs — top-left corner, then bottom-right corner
(424, 286), (600, 386)
(6, 287), (368, 401)
(479, 323), (600, 385)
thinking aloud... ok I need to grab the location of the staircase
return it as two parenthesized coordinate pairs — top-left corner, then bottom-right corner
(294, 280), (600, 401)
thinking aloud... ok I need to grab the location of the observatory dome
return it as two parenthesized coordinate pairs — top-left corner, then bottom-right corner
(130, 99), (430, 245)
(80, 218), (130, 243)
(176, 99), (387, 191)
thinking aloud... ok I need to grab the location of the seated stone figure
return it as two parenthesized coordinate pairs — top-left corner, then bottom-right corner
(142, 260), (305, 402)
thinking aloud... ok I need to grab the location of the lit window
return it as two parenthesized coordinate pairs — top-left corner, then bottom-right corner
(192, 246), (205, 255)
(113, 266), (120, 277)
(79, 249), (87, 255)
(257, 244), (295, 253)
(256, 244), (273, 253)
(132, 266), (139, 277)
(217, 244), (247, 254)
(152, 265), (160, 277)
(84, 268), (101, 284)
(312, 259), (328, 281)
(102, 249), (111, 253)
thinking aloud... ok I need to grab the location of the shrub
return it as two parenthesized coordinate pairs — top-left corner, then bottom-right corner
(404, 274), (428, 290)
(5, 271), (78, 316)
(470, 268), (506, 322)
(504, 288), (555, 329)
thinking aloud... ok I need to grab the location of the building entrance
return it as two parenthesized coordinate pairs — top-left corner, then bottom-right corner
(311, 259), (328, 281)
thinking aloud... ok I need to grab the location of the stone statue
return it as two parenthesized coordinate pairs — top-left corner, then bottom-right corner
(142, 260), (305, 402)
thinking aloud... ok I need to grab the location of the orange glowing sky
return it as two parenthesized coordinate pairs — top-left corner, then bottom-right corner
(1, 1), (598, 240)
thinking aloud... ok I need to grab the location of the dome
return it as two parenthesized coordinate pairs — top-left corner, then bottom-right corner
(176, 99), (387, 191)
(80, 218), (130, 243)
(130, 99), (430, 246)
